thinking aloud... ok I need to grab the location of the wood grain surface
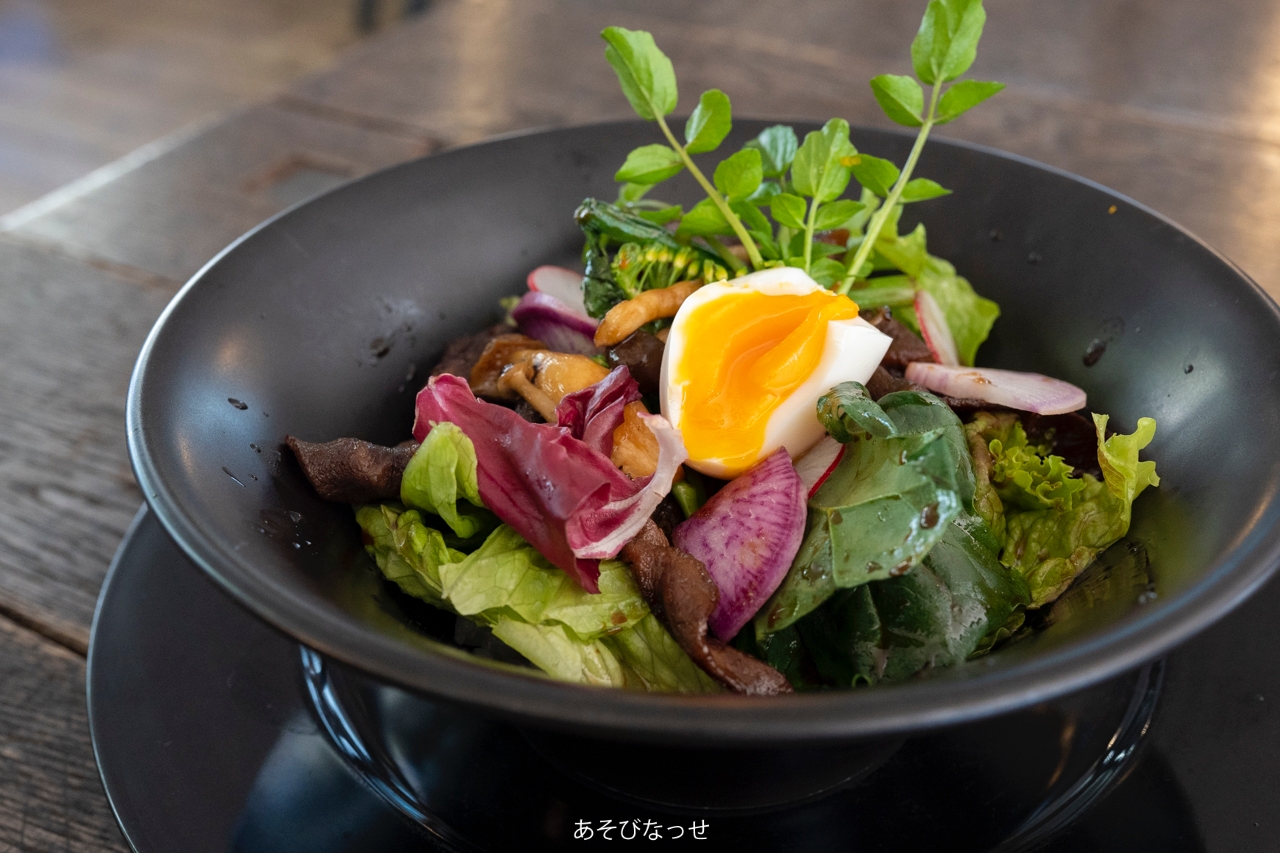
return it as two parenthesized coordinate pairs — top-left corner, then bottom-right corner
(0, 616), (128, 852)
(1, 0), (1278, 849)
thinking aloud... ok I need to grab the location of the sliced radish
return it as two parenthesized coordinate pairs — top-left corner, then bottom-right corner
(510, 291), (599, 355)
(527, 265), (589, 317)
(915, 289), (960, 366)
(793, 435), (845, 498)
(905, 362), (1087, 415)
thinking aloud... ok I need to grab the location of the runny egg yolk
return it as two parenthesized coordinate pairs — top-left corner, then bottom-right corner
(677, 289), (860, 474)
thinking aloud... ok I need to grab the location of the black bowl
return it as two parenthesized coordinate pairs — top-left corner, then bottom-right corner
(127, 120), (1280, 746)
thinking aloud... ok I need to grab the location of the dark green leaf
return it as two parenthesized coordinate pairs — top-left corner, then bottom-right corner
(615, 144), (684, 185)
(814, 199), (865, 231)
(899, 178), (952, 203)
(685, 89), (732, 153)
(676, 197), (733, 237)
(869, 74), (924, 127)
(601, 27), (678, 120)
(637, 205), (683, 225)
(713, 148), (763, 201)
(797, 513), (1029, 685)
(878, 390), (975, 507)
(817, 382), (896, 443)
(770, 193), (808, 230)
(936, 80), (1005, 123)
(850, 154), (900, 198)
(809, 257), (847, 287)
(745, 125), (800, 178)
(791, 118), (858, 203)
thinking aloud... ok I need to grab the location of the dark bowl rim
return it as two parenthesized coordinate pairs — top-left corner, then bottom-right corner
(126, 119), (1280, 745)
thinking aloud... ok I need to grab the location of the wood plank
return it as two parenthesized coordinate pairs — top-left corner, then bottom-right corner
(0, 0), (364, 214)
(5, 101), (433, 286)
(0, 614), (127, 852)
(0, 239), (174, 653)
(282, 0), (1280, 298)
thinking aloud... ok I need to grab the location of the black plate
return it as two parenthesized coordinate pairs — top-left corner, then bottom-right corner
(91, 507), (1230, 852)
(126, 121), (1280, 743)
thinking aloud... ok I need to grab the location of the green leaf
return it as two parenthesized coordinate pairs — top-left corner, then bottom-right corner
(400, 423), (496, 540)
(769, 193), (808, 230)
(846, 275), (916, 308)
(850, 154), (900, 198)
(899, 178), (952, 203)
(602, 613), (721, 693)
(869, 74), (924, 127)
(874, 219), (999, 364)
(814, 199), (865, 231)
(684, 89), (732, 153)
(816, 381), (896, 443)
(964, 412), (1159, 608)
(637, 204), (683, 225)
(747, 179), (781, 204)
(713, 148), (763, 201)
(615, 144), (684, 185)
(601, 27), (678, 120)
(356, 504), (459, 607)
(617, 182), (651, 203)
(809, 257), (848, 288)
(936, 80), (1005, 123)
(745, 125), (800, 178)
(731, 200), (772, 235)
(676, 197), (733, 237)
(791, 119), (858, 203)
(796, 512), (1028, 685)
(911, 0), (988, 85)
(758, 390), (969, 633)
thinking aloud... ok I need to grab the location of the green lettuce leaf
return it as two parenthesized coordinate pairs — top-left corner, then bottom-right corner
(797, 512), (1029, 686)
(862, 209), (999, 366)
(400, 422), (496, 540)
(756, 385), (969, 635)
(356, 504), (717, 693)
(965, 412), (1159, 608)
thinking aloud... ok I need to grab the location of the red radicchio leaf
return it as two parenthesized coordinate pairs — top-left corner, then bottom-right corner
(554, 366), (641, 457)
(413, 374), (687, 593)
(672, 448), (807, 640)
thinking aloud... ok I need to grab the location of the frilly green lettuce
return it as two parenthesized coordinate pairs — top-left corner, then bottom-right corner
(965, 411), (1159, 608)
(399, 421), (494, 540)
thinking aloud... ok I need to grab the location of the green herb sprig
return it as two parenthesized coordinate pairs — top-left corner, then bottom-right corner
(836, 0), (1005, 295)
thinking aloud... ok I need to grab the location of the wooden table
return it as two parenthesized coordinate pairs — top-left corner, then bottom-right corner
(2, 1), (1278, 849)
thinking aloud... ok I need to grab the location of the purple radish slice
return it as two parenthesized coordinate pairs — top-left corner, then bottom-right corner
(905, 362), (1087, 415)
(527, 265), (589, 317)
(672, 448), (806, 641)
(793, 435), (844, 498)
(511, 291), (600, 356)
(915, 289), (959, 366)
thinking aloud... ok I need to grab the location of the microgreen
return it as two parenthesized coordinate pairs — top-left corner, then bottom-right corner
(596, 4), (1003, 359)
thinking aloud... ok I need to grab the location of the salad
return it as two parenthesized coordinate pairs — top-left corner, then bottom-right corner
(287, 1), (1159, 696)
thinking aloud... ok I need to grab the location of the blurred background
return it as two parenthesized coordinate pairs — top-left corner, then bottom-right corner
(0, 0), (427, 214)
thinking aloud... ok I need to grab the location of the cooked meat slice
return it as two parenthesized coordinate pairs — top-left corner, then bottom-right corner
(866, 309), (935, 368)
(606, 330), (665, 398)
(429, 323), (515, 380)
(866, 365), (920, 400)
(620, 521), (792, 696)
(286, 436), (417, 503)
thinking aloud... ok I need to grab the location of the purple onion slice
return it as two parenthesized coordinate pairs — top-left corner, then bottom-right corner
(905, 362), (1087, 415)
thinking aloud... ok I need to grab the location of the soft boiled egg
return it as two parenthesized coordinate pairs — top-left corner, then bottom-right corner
(660, 267), (891, 479)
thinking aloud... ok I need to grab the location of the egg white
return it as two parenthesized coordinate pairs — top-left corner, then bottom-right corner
(660, 267), (892, 478)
